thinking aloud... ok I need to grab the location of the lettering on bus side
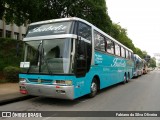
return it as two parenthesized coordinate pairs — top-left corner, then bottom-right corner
(111, 58), (126, 67)
(95, 54), (103, 63)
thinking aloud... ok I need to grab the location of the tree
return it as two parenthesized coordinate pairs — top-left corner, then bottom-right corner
(110, 23), (136, 53)
(2, 0), (112, 32)
(149, 57), (156, 68)
(0, 0), (5, 19)
(135, 47), (144, 58)
(1, 0), (147, 56)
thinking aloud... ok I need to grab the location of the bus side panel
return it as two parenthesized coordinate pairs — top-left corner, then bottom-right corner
(88, 51), (134, 89)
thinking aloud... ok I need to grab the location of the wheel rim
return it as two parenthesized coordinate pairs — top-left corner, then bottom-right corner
(91, 82), (97, 94)
(124, 75), (126, 83)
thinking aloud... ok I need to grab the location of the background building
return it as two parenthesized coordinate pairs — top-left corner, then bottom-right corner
(0, 18), (27, 40)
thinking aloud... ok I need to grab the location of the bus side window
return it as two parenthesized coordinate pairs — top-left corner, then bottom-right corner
(121, 47), (126, 58)
(128, 52), (131, 59)
(78, 22), (91, 41)
(115, 43), (120, 56)
(94, 30), (105, 52)
(77, 41), (86, 60)
(106, 39), (115, 54)
(126, 50), (129, 59)
(131, 53), (134, 60)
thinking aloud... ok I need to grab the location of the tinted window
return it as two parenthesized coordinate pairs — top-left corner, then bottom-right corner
(106, 39), (115, 54)
(94, 31), (105, 52)
(128, 52), (131, 59)
(121, 47), (126, 57)
(78, 22), (91, 41)
(126, 50), (129, 59)
(115, 43), (120, 56)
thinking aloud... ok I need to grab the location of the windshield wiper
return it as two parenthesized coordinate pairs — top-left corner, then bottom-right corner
(41, 48), (53, 75)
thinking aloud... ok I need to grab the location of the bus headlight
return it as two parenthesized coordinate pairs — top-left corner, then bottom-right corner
(53, 80), (72, 86)
(19, 78), (27, 83)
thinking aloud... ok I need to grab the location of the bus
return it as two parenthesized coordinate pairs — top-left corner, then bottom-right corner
(19, 17), (134, 100)
(142, 59), (148, 74)
(133, 54), (143, 77)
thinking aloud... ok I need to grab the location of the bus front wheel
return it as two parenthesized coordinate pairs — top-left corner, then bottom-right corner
(89, 78), (98, 98)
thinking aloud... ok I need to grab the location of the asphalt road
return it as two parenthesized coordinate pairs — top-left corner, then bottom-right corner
(1, 70), (160, 120)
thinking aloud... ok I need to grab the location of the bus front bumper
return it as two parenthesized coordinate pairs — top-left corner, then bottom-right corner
(19, 83), (74, 100)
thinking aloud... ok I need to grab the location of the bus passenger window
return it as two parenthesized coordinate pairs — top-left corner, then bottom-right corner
(128, 52), (131, 59)
(131, 53), (134, 60)
(106, 39), (114, 54)
(94, 31), (105, 52)
(126, 50), (129, 59)
(77, 41), (85, 60)
(115, 43), (120, 56)
(121, 47), (126, 58)
(78, 22), (91, 41)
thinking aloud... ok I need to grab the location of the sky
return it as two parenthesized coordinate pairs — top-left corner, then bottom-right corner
(106, 0), (160, 56)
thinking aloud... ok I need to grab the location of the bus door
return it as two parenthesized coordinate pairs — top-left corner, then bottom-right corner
(75, 38), (92, 77)
(75, 21), (92, 78)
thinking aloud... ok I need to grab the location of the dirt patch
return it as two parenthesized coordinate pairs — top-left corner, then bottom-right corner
(0, 83), (19, 95)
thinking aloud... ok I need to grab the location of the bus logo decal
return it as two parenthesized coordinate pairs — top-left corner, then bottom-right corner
(111, 58), (126, 67)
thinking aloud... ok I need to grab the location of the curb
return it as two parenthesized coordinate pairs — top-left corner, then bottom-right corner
(0, 95), (35, 106)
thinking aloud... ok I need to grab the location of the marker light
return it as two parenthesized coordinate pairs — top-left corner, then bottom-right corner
(19, 78), (27, 83)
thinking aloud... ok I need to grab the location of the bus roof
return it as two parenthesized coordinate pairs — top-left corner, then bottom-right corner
(134, 54), (142, 60)
(29, 17), (133, 53)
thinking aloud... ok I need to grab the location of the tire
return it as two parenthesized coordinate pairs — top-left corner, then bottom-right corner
(89, 78), (98, 98)
(127, 73), (130, 83)
(123, 74), (127, 84)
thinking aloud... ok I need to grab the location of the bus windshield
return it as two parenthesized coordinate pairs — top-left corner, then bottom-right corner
(21, 38), (72, 74)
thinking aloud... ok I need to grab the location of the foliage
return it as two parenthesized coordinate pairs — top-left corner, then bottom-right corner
(0, 71), (6, 83)
(1, 0), (148, 58)
(3, 66), (21, 82)
(0, 38), (23, 71)
(0, 79), (8, 83)
(0, 0), (5, 18)
(2, 0), (112, 33)
(135, 47), (144, 58)
(110, 23), (136, 53)
(149, 57), (156, 68)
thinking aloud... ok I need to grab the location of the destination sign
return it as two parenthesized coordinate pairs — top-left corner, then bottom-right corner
(26, 21), (72, 37)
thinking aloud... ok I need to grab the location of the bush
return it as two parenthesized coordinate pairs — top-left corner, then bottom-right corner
(0, 38), (23, 71)
(3, 66), (21, 83)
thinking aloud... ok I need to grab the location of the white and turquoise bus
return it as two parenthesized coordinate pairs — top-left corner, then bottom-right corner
(142, 59), (148, 74)
(133, 54), (143, 77)
(19, 17), (134, 99)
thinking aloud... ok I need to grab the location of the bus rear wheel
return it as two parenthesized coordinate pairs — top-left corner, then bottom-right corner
(89, 78), (98, 98)
(127, 73), (130, 83)
(123, 74), (127, 84)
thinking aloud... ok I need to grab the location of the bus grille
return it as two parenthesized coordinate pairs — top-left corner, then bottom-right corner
(28, 79), (53, 84)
